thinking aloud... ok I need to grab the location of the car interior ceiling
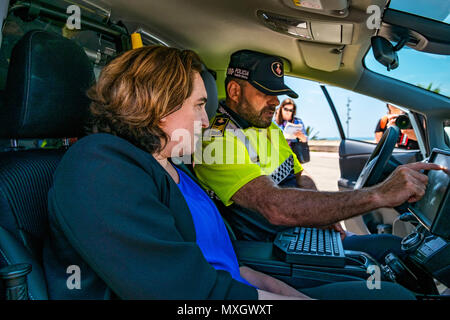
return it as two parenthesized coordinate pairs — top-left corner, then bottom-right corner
(103, 0), (386, 87)
(2, 1), (448, 102)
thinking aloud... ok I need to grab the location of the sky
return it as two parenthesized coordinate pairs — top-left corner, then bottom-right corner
(389, 0), (450, 23)
(278, 76), (391, 140)
(276, 2), (450, 140)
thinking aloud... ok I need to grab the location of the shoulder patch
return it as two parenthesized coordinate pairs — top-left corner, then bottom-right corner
(209, 115), (230, 137)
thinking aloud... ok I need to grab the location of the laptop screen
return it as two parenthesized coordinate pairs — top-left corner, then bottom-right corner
(410, 150), (450, 229)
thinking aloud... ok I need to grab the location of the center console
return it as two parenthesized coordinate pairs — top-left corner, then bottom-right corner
(234, 149), (450, 296)
(234, 240), (385, 290)
(234, 227), (448, 296)
(398, 148), (450, 290)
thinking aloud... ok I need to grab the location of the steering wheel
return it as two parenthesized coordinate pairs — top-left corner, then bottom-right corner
(354, 125), (400, 190)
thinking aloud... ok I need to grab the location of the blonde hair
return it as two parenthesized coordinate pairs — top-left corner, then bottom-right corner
(87, 45), (203, 153)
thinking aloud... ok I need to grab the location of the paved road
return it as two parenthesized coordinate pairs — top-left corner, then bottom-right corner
(301, 152), (340, 192)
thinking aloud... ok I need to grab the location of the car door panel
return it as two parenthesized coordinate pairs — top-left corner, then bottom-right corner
(338, 139), (422, 191)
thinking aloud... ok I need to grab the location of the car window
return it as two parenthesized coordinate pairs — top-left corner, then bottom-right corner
(389, 0), (450, 24)
(324, 86), (384, 142)
(275, 76), (422, 149)
(324, 85), (420, 149)
(365, 48), (450, 98)
(275, 76), (341, 142)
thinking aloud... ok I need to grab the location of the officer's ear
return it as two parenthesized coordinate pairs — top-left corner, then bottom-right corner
(227, 79), (242, 105)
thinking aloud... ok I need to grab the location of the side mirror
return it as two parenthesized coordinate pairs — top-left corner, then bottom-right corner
(371, 36), (399, 71)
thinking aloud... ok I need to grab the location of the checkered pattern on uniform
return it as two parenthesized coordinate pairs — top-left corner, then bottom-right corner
(270, 155), (294, 185)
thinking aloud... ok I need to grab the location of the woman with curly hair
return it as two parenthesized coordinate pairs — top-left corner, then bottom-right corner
(43, 45), (311, 300)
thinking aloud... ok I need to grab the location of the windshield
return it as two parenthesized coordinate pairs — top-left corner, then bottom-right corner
(389, 0), (450, 24)
(365, 49), (450, 97)
(364, 1), (450, 97)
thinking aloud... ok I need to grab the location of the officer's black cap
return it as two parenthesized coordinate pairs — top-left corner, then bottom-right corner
(226, 50), (298, 99)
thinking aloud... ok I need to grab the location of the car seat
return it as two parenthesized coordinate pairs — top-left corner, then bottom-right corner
(0, 29), (223, 299)
(0, 29), (95, 299)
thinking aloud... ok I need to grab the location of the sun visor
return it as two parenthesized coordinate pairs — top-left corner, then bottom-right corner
(297, 41), (343, 72)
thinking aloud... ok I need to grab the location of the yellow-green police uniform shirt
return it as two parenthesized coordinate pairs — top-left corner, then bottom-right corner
(194, 102), (303, 206)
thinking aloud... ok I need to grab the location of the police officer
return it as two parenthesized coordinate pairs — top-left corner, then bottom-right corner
(193, 49), (443, 263)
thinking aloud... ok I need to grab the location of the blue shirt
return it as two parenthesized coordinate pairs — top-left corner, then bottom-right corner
(175, 167), (254, 287)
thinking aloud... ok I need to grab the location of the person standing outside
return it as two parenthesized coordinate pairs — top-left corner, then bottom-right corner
(375, 103), (418, 149)
(274, 98), (309, 162)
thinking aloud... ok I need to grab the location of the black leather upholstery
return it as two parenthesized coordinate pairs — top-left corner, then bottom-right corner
(0, 149), (64, 256)
(0, 29), (218, 299)
(0, 30), (94, 299)
(0, 30), (95, 138)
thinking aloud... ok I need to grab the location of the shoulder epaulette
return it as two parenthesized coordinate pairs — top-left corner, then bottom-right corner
(207, 114), (230, 137)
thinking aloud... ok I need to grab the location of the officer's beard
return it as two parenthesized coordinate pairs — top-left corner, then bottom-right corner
(238, 94), (275, 128)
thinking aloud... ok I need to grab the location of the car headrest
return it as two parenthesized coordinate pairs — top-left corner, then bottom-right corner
(200, 65), (218, 121)
(0, 30), (95, 139)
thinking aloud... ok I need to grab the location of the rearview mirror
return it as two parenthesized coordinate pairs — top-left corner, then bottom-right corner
(371, 36), (399, 71)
